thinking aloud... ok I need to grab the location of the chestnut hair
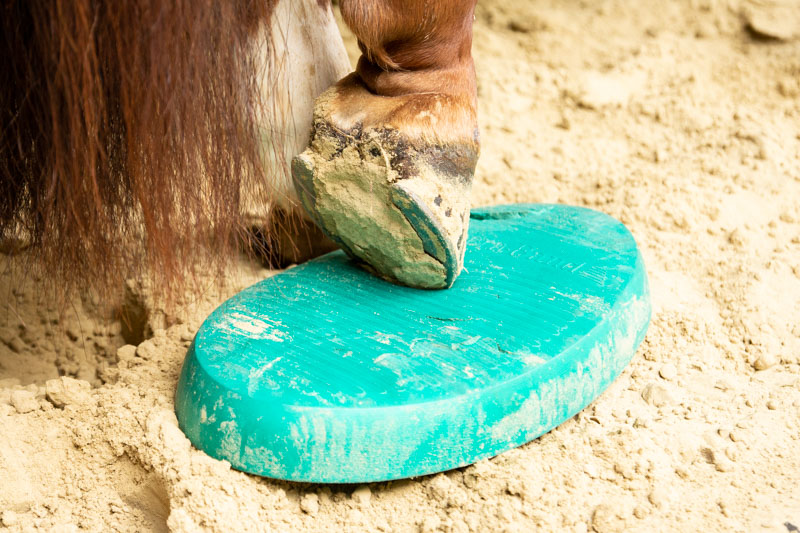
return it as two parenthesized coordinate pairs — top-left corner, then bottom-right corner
(0, 0), (278, 295)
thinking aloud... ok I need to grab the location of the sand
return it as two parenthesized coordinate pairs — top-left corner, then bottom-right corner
(1, 0), (799, 531)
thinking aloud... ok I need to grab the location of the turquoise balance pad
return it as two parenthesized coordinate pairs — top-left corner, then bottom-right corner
(175, 204), (650, 483)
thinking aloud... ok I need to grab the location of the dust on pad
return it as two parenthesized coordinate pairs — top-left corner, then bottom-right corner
(175, 204), (651, 483)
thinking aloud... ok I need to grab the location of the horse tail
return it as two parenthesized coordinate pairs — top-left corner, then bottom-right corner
(0, 0), (272, 295)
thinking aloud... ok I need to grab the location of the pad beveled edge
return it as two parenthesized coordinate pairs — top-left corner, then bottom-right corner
(175, 204), (651, 483)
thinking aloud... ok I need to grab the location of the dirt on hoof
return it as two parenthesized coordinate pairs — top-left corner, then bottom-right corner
(293, 76), (476, 289)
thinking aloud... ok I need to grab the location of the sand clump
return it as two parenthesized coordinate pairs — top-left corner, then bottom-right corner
(2, 0), (800, 531)
(44, 377), (92, 408)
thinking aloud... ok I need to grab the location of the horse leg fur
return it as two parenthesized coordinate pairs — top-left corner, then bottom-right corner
(246, 0), (351, 266)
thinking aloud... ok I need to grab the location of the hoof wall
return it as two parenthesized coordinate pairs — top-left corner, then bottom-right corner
(292, 127), (473, 289)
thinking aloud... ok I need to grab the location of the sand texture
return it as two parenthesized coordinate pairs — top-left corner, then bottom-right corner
(1, 0), (799, 531)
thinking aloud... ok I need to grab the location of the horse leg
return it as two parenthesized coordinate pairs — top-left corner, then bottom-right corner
(245, 0), (351, 267)
(292, 0), (479, 288)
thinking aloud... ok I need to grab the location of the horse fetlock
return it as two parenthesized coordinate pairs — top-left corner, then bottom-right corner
(242, 204), (336, 269)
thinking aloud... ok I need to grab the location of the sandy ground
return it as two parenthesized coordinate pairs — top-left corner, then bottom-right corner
(2, 0), (799, 531)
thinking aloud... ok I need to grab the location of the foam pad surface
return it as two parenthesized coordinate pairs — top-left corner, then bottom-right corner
(175, 204), (650, 482)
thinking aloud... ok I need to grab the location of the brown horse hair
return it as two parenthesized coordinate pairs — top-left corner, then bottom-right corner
(0, 0), (289, 306)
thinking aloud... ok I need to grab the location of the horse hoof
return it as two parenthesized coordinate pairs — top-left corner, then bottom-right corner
(244, 207), (337, 269)
(291, 75), (478, 289)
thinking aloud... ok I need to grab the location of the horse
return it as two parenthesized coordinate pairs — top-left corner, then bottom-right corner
(0, 0), (479, 293)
